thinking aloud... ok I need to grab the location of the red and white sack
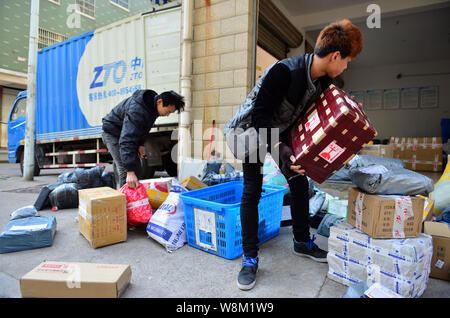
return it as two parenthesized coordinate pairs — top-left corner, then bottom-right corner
(140, 177), (174, 192)
(146, 191), (187, 252)
(119, 183), (153, 227)
(140, 177), (187, 193)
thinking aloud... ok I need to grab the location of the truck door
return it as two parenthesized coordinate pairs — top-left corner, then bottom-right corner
(7, 96), (27, 163)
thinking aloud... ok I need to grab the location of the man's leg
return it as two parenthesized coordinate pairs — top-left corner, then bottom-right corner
(241, 161), (264, 257)
(102, 132), (127, 188)
(237, 160), (263, 290)
(288, 175), (311, 242)
(289, 175), (327, 262)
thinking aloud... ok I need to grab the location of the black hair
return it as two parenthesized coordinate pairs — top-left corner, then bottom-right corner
(157, 90), (185, 113)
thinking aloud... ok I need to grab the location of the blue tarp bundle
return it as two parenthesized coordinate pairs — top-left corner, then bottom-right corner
(0, 216), (56, 254)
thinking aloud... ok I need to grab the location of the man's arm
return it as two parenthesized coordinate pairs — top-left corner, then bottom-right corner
(119, 105), (147, 188)
(251, 63), (291, 149)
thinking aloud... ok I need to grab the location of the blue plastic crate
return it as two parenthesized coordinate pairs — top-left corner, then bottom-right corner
(179, 181), (286, 260)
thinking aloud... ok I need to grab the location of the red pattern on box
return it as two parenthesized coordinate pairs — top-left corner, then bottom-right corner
(289, 84), (377, 183)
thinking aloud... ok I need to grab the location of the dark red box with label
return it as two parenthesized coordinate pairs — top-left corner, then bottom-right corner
(288, 84), (377, 183)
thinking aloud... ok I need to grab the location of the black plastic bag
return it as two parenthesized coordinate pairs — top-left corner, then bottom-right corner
(201, 160), (223, 185)
(34, 181), (63, 211)
(49, 183), (81, 209)
(57, 171), (78, 183)
(101, 170), (116, 188)
(57, 166), (105, 189)
(74, 166), (105, 189)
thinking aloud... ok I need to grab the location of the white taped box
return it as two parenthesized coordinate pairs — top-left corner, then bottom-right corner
(327, 222), (433, 298)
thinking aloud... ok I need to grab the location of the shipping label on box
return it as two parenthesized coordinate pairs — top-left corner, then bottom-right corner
(78, 187), (127, 248)
(347, 187), (424, 239)
(289, 84), (377, 184)
(20, 261), (131, 298)
(390, 137), (443, 172)
(424, 221), (450, 281)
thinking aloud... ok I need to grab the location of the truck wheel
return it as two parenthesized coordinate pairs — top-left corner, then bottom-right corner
(140, 158), (156, 179)
(162, 153), (177, 178)
(19, 151), (40, 177)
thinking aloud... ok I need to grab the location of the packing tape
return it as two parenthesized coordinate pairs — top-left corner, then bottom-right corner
(393, 196), (414, 238)
(355, 192), (365, 230)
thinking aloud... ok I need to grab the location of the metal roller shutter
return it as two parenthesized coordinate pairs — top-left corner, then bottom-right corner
(258, 0), (303, 59)
(258, 23), (287, 60)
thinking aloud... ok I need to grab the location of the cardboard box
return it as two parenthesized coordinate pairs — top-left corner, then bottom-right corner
(358, 144), (393, 158)
(78, 187), (127, 248)
(147, 188), (168, 209)
(327, 222), (432, 298)
(390, 137), (443, 172)
(180, 176), (208, 191)
(20, 261), (131, 298)
(424, 221), (450, 281)
(289, 84), (377, 184)
(347, 187), (424, 238)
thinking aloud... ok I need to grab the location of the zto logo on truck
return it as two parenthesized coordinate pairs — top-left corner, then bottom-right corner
(88, 57), (144, 103)
(76, 19), (146, 126)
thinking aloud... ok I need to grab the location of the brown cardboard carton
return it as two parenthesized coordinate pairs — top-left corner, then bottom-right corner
(20, 261), (131, 298)
(347, 187), (424, 238)
(390, 137), (443, 172)
(358, 144), (393, 158)
(78, 187), (127, 248)
(424, 221), (450, 281)
(180, 176), (208, 191)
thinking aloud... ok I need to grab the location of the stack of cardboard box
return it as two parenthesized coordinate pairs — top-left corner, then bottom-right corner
(327, 187), (434, 297)
(390, 137), (443, 172)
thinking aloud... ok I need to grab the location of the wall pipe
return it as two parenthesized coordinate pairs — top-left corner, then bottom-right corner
(251, 0), (259, 88)
(177, 0), (193, 177)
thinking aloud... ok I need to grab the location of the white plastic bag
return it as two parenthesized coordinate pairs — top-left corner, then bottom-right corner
(146, 191), (187, 252)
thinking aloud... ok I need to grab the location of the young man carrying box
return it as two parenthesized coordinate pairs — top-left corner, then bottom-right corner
(224, 19), (363, 290)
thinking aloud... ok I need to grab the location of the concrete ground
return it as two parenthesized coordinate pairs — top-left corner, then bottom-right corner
(0, 159), (449, 299)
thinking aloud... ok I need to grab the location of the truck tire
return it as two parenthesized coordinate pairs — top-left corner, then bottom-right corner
(19, 150), (40, 177)
(113, 159), (155, 188)
(140, 158), (156, 179)
(162, 153), (177, 177)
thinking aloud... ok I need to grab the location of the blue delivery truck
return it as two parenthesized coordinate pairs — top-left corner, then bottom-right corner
(8, 6), (181, 178)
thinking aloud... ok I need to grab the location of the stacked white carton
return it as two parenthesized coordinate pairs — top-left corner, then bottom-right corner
(327, 222), (433, 298)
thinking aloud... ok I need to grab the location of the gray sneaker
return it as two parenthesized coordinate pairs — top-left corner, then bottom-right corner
(293, 235), (328, 263)
(237, 256), (258, 290)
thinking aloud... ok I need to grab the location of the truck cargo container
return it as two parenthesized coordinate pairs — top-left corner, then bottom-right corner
(7, 4), (182, 179)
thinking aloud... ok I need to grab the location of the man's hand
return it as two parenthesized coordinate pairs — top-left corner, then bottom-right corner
(277, 142), (306, 178)
(126, 171), (139, 189)
(138, 145), (146, 159)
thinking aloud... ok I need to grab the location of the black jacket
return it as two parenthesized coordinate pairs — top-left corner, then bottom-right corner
(252, 54), (333, 144)
(102, 90), (159, 173)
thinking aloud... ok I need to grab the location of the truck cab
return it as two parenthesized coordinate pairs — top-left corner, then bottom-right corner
(7, 90), (40, 175)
